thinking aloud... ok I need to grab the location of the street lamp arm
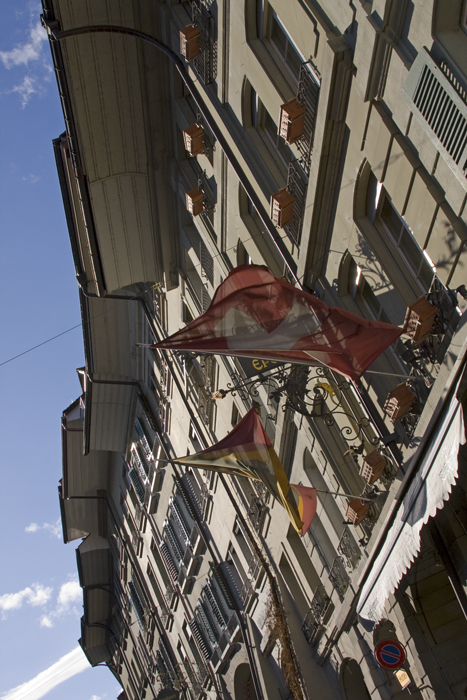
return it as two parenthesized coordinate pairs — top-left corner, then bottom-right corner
(41, 19), (299, 284)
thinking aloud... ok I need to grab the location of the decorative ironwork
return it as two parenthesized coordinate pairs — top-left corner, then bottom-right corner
(199, 481), (211, 519)
(239, 578), (254, 606)
(283, 159), (308, 247)
(134, 417), (153, 460)
(191, 0), (217, 85)
(296, 61), (321, 175)
(169, 497), (191, 545)
(217, 363), (383, 453)
(253, 480), (270, 504)
(328, 557), (350, 601)
(398, 378), (424, 439)
(358, 484), (385, 545)
(196, 108), (216, 162)
(247, 495), (267, 533)
(337, 527), (361, 570)
(160, 358), (169, 399)
(131, 444), (149, 481)
(199, 355), (215, 393)
(302, 585), (333, 645)
(198, 384), (213, 426)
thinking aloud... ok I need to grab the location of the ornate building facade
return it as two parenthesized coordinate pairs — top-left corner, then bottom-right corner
(44, 0), (467, 698)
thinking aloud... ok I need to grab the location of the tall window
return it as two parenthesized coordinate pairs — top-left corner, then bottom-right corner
(270, 13), (304, 83)
(249, 85), (293, 178)
(378, 196), (435, 291)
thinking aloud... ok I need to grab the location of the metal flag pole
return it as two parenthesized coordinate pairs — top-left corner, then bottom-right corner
(364, 369), (427, 382)
(146, 458), (376, 502)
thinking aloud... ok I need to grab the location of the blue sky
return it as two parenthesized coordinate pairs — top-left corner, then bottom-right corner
(0, 4), (120, 700)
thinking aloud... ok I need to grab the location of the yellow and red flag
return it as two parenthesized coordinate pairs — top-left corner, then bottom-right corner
(152, 265), (402, 381)
(174, 408), (317, 536)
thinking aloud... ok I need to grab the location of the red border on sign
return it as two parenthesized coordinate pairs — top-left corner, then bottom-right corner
(374, 639), (406, 669)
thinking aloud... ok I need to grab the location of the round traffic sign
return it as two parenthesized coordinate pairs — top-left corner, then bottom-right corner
(374, 639), (406, 669)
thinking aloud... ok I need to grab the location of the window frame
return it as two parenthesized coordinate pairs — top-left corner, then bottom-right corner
(268, 11), (305, 85)
(376, 193), (436, 293)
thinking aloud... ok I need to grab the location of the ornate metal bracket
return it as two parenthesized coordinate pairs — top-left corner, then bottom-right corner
(215, 364), (383, 454)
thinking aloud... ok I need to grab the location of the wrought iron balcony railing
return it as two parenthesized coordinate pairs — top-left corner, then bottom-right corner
(328, 556), (350, 601)
(191, 0), (217, 85)
(283, 159), (308, 247)
(295, 61), (321, 175)
(134, 417), (153, 461)
(337, 526), (361, 570)
(301, 585), (333, 646)
(247, 495), (268, 534)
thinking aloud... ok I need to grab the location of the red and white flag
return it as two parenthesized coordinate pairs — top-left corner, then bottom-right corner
(153, 265), (402, 381)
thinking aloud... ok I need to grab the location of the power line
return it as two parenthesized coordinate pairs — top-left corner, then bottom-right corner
(0, 226), (304, 370)
(0, 324), (82, 368)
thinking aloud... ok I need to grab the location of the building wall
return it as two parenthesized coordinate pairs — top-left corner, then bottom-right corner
(45, 0), (467, 698)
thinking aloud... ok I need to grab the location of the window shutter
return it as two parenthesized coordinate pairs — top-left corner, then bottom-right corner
(403, 49), (467, 179)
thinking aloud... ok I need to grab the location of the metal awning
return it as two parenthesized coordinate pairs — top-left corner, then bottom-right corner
(358, 398), (465, 622)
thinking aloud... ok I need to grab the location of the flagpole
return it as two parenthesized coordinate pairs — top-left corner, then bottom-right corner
(136, 343), (426, 385)
(314, 488), (375, 503)
(148, 458), (376, 503)
(365, 369), (427, 382)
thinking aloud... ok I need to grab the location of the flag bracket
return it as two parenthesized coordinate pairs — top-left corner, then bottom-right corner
(215, 363), (383, 449)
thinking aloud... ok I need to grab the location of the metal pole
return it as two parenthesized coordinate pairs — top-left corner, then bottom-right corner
(152, 458), (375, 502)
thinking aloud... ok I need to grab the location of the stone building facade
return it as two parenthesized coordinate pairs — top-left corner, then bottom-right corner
(43, 0), (467, 698)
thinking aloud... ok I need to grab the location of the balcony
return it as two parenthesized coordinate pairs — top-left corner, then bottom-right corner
(131, 444), (148, 482)
(169, 497), (191, 546)
(337, 526), (361, 570)
(134, 417), (153, 461)
(128, 467), (145, 506)
(128, 580), (147, 631)
(282, 160), (308, 246)
(197, 384), (213, 427)
(209, 613), (240, 672)
(190, 0), (217, 85)
(301, 585), (333, 646)
(247, 495), (268, 534)
(328, 557), (350, 601)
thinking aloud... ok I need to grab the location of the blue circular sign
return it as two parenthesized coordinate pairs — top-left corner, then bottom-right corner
(375, 639), (406, 669)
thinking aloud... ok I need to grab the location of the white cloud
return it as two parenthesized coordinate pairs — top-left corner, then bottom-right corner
(0, 22), (47, 69)
(0, 584), (52, 618)
(39, 615), (53, 629)
(0, 647), (89, 700)
(39, 576), (82, 627)
(11, 75), (42, 107)
(57, 579), (82, 611)
(89, 696), (102, 700)
(25, 518), (61, 539)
